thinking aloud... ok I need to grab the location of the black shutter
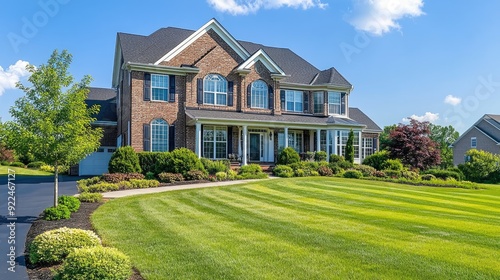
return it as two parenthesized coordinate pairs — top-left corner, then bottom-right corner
(341, 92), (346, 115)
(227, 127), (233, 155)
(303, 92), (309, 113)
(169, 75), (176, 102)
(197, 78), (203, 104)
(227, 81), (234, 106)
(247, 83), (251, 108)
(280, 90), (285, 110)
(169, 125), (175, 151)
(373, 137), (378, 151)
(143, 73), (151, 101)
(143, 124), (150, 151)
(268, 85), (274, 110)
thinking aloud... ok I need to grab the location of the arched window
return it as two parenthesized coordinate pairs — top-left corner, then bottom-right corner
(204, 74), (227, 105)
(151, 119), (168, 152)
(251, 80), (268, 109)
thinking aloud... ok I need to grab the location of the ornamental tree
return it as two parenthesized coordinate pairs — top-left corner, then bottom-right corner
(4, 50), (102, 206)
(387, 119), (441, 170)
(345, 129), (354, 164)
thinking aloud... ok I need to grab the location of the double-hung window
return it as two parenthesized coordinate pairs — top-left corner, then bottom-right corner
(313, 91), (324, 114)
(151, 74), (169, 101)
(285, 90), (303, 112)
(251, 80), (268, 109)
(471, 137), (477, 148)
(328, 91), (341, 115)
(362, 138), (373, 159)
(203, 126), (227, 159)
(278, 131), (303, 153)
(204, 74), (227, 106)
(151, 119), (169, 152)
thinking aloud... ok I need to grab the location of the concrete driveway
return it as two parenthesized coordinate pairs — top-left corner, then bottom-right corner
(0, 175), (79, 280)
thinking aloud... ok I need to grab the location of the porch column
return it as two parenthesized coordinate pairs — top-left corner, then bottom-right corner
(326, 129), (330, 161)
(284, 127), (289, 148)
(238, 127), (242, 158)
(309, 130), (314, 152)
(316, 129), (321, 152)
(195, 122), (202, 158)
(242, 125), (248, 166)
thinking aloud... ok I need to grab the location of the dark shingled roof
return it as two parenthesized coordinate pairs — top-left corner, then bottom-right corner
(118, 26), (351, 88)
(186, 109), (364, 127)
(348, 108), (382, 131)
(86, 87), (117, 122)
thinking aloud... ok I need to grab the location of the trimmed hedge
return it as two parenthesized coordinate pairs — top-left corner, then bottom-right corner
(422, 169), (463, 181)
(27, 161), (45, 169)
(58, 195), (81, 212)
(185, 170), (207, 181)
(81, 182), (119, 193)
(77, 192), (103, 203)
(167, 148), (205, 176)
(43, 205), (71, 221)
(55, 246), (131, 280)
(108, 146), (142, 174)
(158, 172), (184, 183)
(102, 172), (145, 183)
(343, 170), (363, 179)
(273, 165), (294, 178)
(129, 179), (160, 189)
(277, 147), (300, 165)
(29, 227), (101, 265)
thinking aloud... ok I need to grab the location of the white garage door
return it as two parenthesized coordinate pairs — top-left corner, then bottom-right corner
(79, 147), (115, 176)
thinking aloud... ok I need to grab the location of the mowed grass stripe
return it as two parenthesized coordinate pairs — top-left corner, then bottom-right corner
(92, 178), (500, 279)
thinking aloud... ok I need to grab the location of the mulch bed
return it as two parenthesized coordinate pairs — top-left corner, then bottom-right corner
(25, 202), (144, 280)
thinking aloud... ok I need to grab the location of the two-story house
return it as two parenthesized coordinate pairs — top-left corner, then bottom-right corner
(78, 19), (382, 175)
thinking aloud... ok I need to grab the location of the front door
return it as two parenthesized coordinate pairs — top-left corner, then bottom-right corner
(249, 133), (264, 161)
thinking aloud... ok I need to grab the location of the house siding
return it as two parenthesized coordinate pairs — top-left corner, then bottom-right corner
(453, 126), (499, 165)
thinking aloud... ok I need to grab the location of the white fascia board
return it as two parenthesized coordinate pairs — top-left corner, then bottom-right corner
(125, 62), (199, 76)
(154, 19), (250, 65)
(112, 36), (122, 88)
(280, 82), (352, 92)
(237, 49), (286, 76)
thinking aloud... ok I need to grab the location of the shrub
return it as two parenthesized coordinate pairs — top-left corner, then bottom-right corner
(343, 170), (363, 179)
(338, 160), (354, 170)
(401, 170), (419, 181)
(202, 158), (230, 174)
(295, 169), (306, 177)
(354, 164), (377, 177)
(43, 205), (71, 221)
(215, 171), (228, 181)
(421, 174), (436, 181)
(167, 148), (205, 176)
(1, 160), (10, 166)
(186, 170), (207, 181)
(129, 179), (159, 189)
(145, 171), (155, 180)
(102, 173), (145, 183)
(227, 169), (238, 180)
(273, 165), (294, 178)
(277, 147), (300, 165)
(237, 173), (268, 180)
(58, 195), (80, 212)
(108, 146), (142, 174)
(84, 182), (119, 193)
(77, 192), (103, 203)
(310, 170), (320, 176)
(381, 159), (404, 171)
(384, 170), (401, 179)
(288, 161), (305, 171)
(318, 165), (333, 176)
(77, 177), (101, 188)
(158, 172), (184, 183)
(40, 164), (55, 173)
(152, 152), (172, 175)
(422, 169), (463, 181)
(329, 154), (344, 164)
(29, 227), (101, 265)
(55, 246), (131, 280)
(117, 181), (133, 189)
(314, 151), (327, 162)
(373, 170), (386, 177)
(362, 150), (390, 170)
(27, 161), (45, 169)
(304, 151), (315, 161)
(137, 152), (165, 175)
(9, 161), (25, 167)
(328, 163), (344, 175)
(238, 164), (263, 175)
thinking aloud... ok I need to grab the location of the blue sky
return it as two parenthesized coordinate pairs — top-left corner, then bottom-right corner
(1, 0), (499, 134)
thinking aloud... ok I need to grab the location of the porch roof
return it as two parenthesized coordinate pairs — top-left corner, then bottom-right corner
(186, 109), (366, 129)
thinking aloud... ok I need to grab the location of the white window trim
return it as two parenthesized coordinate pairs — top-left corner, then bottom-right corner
(151, 119), (169, 152)
(203, 126), (228, 159)
(285, 90), (303, 112)
(251, 80), (268, 109)
(471, 137), (477, 148)
(328, 91), (342, 116)
(204, 74), (227, 106)
(151, 74), (169, 102)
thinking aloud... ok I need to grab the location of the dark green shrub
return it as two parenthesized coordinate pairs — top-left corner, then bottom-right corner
(108, 146), (141, 174)
(55, 247), (131, 280)
(381, 159), (404, 171)
(273, 165), (294, 178)
(58, 195), (80, 212)
(158, 172), (184, 183)
(421, 174), (436, 181)
(238, 164), (263, 175)
(129, 179), (159, 188)
(328, 163), (344, 175)
(304, 151), (315, 161)
(318, 165), (333, 176)
(314, 151), (327, 162)
(152, 152), (172, 175)
(422, 169), (463, 181)
(77, 193), (103, 203)
(27, 161), (45, 169)
(329, 154), (344, 164)
(343, 170), (363, 179)
(145, 172), (155, 180)
(277, 147), (300, 165)
(137, 152), (165, 175)
(288, 161), (306, 171)
(202, 158), (230, 174)
(167, 148), (204, 176)
(1, 160), (10, 166)
(362, 150), (390, 170)
(29, 227), (101, 265)
(338, 160), (354, 169)
(354, 164), (377, 177)
(186, 170), (207, 181)
(43, 205), (71, 221)
(9, 161), (25, 167)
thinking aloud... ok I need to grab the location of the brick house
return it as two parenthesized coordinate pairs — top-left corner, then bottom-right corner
(451, 114), (500, 165)
(78, 19), (382, 175)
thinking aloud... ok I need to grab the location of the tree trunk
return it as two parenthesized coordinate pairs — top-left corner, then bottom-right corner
(54, 163), (58, 207)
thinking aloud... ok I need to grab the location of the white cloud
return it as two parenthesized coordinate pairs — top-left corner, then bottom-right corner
(348, 0), (425, 36)
(444, 94), (461, 106)
(0, 60), (30, 96)
(207, 0), (327, 15)
(403, 112), (439, 123)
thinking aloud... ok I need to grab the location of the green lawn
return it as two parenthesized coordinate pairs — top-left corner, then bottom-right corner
(0, 165), (52, 176)
(92, 177), (500, 280)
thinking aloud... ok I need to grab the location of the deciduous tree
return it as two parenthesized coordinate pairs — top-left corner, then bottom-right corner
(4, 50), (102, 206)
(429, 124), (459, 169)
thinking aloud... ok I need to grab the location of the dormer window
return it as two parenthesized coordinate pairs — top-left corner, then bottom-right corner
(204, 74), (227, 106)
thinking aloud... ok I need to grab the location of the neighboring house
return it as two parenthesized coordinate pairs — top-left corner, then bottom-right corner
(70, 88), (118, 176)
(76, 19), (382, 175)
(451, 114), (500, 165)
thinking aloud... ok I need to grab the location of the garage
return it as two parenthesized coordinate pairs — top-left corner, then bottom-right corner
(78, 146), (115, 176)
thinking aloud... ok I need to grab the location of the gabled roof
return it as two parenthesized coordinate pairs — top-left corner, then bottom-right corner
(86, 87), (117, 123)
(115, 19), (351, 88)
(349, 108), (382, 132)
(451, 114), (500, 147)
(236, 49), (286, 77)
